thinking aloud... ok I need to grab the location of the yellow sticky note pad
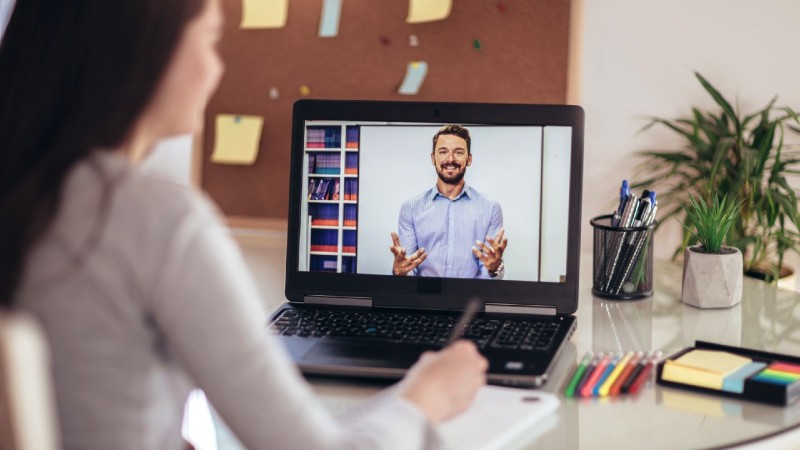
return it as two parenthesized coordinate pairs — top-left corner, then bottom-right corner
(241, 0), (288, 29)
(662, 349), (752, 390)
(211, 115), (263, 165)
(406, 0), (451, 24)
(675, 350), (752, 373)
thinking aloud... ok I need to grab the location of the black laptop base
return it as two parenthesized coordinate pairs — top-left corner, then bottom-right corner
(269, 303), (577, 388)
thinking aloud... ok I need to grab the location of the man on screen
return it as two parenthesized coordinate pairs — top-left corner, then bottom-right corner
(390, 124), (507, 279)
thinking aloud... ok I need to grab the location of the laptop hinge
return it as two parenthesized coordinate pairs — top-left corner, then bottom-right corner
(304, 295), (373, 307)
(485, 303), (557, 316)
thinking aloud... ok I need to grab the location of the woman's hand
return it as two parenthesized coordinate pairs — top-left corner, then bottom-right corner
(399, 340), (488, 423)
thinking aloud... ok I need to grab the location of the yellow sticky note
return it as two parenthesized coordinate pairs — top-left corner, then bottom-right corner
(675, 350), (751, 373)
(661, 349), (752, 390)
(211, 115), (263, 165)
(241, 0), (288, 29)
(406, 0), (451, 23)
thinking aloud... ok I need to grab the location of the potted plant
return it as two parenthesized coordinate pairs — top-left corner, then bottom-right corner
(636, 72), (800, 284)
(681, 194), (742, 308)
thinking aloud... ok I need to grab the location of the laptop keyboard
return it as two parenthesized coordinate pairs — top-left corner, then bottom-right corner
(269, 308), (562, 352)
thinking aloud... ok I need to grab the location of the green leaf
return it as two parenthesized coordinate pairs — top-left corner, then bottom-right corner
(710, 138), (734, 184)
(695, 72), (740, 132)
(650, 118), (707, 149)
(743, 96), (778, 128)
(753, 122), (777, 177)
(780, 106), (800, 125)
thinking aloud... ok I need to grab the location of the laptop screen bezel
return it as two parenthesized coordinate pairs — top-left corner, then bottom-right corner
(286, 100), (584, 315)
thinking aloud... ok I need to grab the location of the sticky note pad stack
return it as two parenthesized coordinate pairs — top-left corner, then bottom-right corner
(657, 341), (800, 406)
(661, 349), (752, 391)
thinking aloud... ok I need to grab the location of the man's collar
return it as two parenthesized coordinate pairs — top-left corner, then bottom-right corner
(429, 184), (472, 201)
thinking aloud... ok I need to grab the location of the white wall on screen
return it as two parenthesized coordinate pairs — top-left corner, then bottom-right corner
(540, 126), (572, 282)
(357, 125), (542, 282)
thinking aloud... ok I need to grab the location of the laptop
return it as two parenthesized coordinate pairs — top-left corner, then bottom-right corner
(270, 100), (584, 387)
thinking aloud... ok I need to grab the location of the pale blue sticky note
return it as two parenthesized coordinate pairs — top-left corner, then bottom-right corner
(398, 61), (428, 95)
(318, 0), (342, 37)
(722, 361), (767, 394)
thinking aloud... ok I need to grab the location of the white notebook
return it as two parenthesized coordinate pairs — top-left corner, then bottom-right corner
(325, 383), (559, 450)
(437, 385), (559, 450)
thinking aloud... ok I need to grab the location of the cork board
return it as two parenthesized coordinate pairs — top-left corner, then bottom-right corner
(199, 0), (582, 227)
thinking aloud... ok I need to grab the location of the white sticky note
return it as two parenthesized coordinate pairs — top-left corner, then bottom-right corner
(398, 61), (428, 95)
(241, 0), (288, 29)
(318, 0), (342, 37)
(406, 0), (451, 24)
(211, 115), (263, 165)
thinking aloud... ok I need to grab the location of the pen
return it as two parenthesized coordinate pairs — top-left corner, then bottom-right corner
(565, 351), (593, 398)
(632, 192), (651, 227)
(619, 193), (639, 228)
(446, 298), (481, 346)
(612, 200), (659, 294)
(592, 353), (622, 397)
(580, 353), (611, 397)
(604, 194), (639, 291)
(610, 351), (643, 396)
(599, 351), (633, 397)
(611, 180), (629, 227)
(628, 351), (663, 394)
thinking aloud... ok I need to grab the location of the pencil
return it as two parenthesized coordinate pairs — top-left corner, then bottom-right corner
(610, 351), (643, 396)
(621, 351), (649, 394)
(575, 353), (602, 397)
(599, 351), (633, 397)
(565, 352), (593, 398)
(580, 353), (611, 398)
(628, 351), (663, 394)
(445, 298), (481, 345)
(592, 353), (622, 397)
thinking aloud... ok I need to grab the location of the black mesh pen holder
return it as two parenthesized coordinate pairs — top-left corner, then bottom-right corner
(591, 215), (655, 299)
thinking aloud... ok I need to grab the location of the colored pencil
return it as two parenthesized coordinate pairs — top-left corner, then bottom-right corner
(592, 353), (622, 397)
(610, 351), (643, 396)
(575, 353), (602, 397)
(599, 351), (633, 397)
(622, 351), (650, 394)
(580, 353), (611, 397)
(629, 351), (662, 394)
(565, 352), (593, 398)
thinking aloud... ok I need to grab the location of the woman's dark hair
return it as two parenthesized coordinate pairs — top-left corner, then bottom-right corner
(0, 0), (205, 306)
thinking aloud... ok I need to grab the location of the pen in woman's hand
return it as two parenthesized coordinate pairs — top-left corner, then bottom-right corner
(446, 298), (481, 346)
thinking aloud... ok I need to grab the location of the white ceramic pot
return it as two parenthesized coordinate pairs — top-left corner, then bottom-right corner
(681, 246), (743, 309)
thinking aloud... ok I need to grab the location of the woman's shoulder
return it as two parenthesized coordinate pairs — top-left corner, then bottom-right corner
(86, 151), (222, 230)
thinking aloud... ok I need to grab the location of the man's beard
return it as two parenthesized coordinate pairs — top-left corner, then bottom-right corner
(437, 164), (466, 185)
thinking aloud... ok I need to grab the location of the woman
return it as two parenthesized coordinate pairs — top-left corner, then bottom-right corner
(0, 0), (488, 448)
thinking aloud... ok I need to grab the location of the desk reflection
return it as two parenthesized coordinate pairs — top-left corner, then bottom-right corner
(657, 387), (800, 429)
(592, 297), (653, 353)
(681, 301), (742, 347)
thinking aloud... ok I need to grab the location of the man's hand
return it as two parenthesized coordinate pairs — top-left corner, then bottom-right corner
(390, 232), (427, 275)
(472, 228), (507, 273)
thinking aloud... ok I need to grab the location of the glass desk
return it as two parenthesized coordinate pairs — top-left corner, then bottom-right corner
(233, 233), (800, 449)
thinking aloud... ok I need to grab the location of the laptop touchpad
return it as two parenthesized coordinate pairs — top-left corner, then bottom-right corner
(302, 342), (403, 367)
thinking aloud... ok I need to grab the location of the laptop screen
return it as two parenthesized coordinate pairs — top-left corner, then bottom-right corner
(298, 122), (571, 283)
(287, 101), (583, 314)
